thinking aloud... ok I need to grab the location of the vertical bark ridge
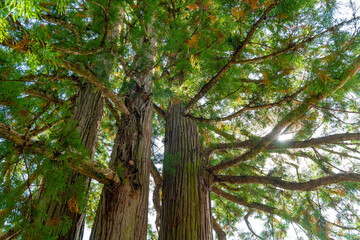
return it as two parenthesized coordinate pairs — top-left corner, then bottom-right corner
(90, 18), (156, 239)
(90, 90), (153, 240)
(160, 103), (212, 240)
(26, 8), (123, 239)
(36, 84), (104, 240)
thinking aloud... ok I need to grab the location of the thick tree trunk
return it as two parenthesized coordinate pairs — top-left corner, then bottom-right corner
(36, 84), (103, 240)
(90, 18), (156, 238)
(90, 87), (153, 240)
(26, 9), (122, 239)
(159, 103), (212, 240)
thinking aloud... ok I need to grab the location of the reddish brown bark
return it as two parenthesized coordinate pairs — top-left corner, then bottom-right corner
(90, 88), (153, 240)
(89, 18), (156, 238)
(160, 103), (212, 240)
(36, 83), (104, 240)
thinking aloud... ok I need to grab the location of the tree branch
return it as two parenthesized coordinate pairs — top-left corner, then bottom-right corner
(153, 103), (166, 119)
(274, 133), (360, 149)
(206, 132), (360, 156)
(214, 173), (360, 191)
(0, 74), (79, 84)
(0, 227), (21, 240)
(59, 60), (130, 115)
(68, 160), (120, 184)
(183, 0), (280, 115)
(1, 38), (129, 116)
(212, 215), (227, 240)
(25, 88), (63, 105)
(1, 37), (130, 119)
(208, 55), (360, 173)
(293, 98), (360, 114)
(212, 186), (300, 223)
(213, 186), (353, 237)
(0, 166), (42, 223)
(28, 94), (76, 137)
(153, 183), (161, 231)
(245, 211), (265, 240)
(150, 161), (162, 231)
(150, 160), (162, 186)
(0, 122), (34, 147)
(234, 17), (360, 64)
(0, 121), (120, 184)
(42, 0), (112, 55)
(188, 88), (301, 123)
(104, 97), (121, 126)
(212, 186), (278, 215)
(318, 146), (360, 160)
(88, 0), (111, 46)
(40, 14), (81, 42)
(54, 46), (105, 56)
(110, 49), (133, 78)
(187, 93), (298, 123)
(199, 123), (236, 142)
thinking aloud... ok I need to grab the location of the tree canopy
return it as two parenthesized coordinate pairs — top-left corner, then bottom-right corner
(1, 0), (360, 239)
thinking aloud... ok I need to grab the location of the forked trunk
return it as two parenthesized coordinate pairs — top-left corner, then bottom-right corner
(90, 88), (153, 240)
(90, 17), (155, 238)
(36, 84), (103, 240)
(160, 103), (212, 240)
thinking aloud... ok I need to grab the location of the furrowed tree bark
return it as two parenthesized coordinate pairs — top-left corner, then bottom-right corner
(35, 83), (104, 240)
(159, 103), (212, 240)
(3, 7), (123, 239)
(33, 9), (126, 239)
(89, 23), (156, 237)
(89, 86), (153, 240)
(89, 11), (156, 237)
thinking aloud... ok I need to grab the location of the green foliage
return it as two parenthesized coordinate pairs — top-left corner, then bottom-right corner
(22, 214), (72, 240)
(1, 0), (360, 239)
(85, 181), (102, 228)
(147, 223), (158, 240)
(4, 0), (69, 20)
(0, 16), (9, 41)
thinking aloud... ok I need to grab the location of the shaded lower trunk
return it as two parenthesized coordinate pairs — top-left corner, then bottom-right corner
(35, 84), (103, 240)
(160, 103), (212, 240)
(90, 90), (152, 240)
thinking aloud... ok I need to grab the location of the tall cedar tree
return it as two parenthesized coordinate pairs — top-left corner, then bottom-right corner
(1, 0), (360, 239)
(33, 83), (103, 240)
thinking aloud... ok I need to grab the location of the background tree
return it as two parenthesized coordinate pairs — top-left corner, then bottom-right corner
(1, 0), (360, 240)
